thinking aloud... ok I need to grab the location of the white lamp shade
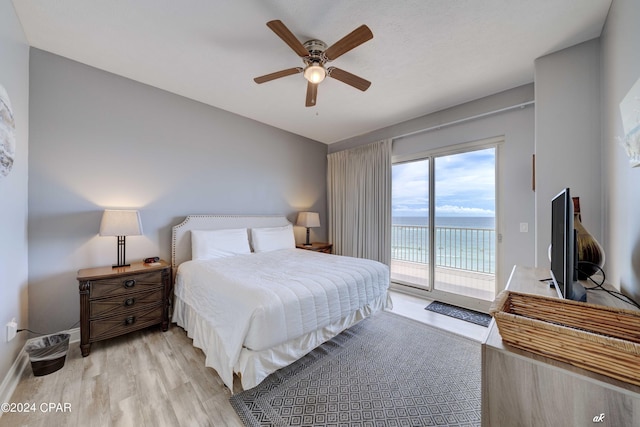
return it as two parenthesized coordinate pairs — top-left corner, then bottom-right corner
(296, 212), (320, 228)
(99, 210), (143, 236)
(303, 64), (326, 84)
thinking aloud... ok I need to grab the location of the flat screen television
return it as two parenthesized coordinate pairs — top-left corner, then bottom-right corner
(550, 188), (587, 302)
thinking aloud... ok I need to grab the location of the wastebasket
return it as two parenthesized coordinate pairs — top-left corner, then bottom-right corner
(24, 333), (70, 376)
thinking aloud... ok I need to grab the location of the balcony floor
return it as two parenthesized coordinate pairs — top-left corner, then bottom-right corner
(391, 259), (495, 301)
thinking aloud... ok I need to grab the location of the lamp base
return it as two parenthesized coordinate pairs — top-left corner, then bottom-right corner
(113, 236), (130, 269)
(112, 263), (130, 269)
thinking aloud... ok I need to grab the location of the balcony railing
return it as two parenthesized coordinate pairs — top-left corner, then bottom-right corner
(391, 224), (495, 274)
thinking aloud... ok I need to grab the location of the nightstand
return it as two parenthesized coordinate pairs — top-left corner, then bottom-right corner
(77, 260), (171, 356)
(296, 242), (333, 254)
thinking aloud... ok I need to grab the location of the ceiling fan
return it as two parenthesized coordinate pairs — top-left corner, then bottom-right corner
(254, 20), (373, 107)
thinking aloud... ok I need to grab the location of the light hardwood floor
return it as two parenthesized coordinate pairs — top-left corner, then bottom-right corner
(2, 291), (488, 427)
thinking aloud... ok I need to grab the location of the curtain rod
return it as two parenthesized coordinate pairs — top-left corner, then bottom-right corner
(394, 100), (535, 141)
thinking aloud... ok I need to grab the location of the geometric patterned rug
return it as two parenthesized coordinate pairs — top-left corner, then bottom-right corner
(425, 301), (493, 327)
(230, 311), (481, 426)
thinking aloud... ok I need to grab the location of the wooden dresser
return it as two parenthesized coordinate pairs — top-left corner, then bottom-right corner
(77, 260), (171, 356)
(482, 265), (640, 426)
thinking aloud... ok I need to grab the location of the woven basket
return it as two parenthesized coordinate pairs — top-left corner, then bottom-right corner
(489, 290), (640, 386)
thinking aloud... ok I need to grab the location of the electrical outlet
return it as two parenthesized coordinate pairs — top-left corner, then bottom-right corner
(6, 318), (17, 342)
(519, 222), (529, 233)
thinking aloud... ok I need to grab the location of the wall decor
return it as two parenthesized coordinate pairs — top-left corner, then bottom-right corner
(618, 77), (640, 168)
(0, 84), (16, 179)
(572, 196), (605, 279)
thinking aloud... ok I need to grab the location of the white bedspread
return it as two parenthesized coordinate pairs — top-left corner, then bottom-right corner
(174, 248), (390, 389)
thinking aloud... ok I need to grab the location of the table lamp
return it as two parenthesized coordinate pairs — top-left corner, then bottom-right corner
(296, 212), (320, 246)
(99, 209), (143, 268)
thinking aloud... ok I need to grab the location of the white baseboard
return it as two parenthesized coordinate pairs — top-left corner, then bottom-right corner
(66, 327), (80, 344)
(0, 349), (29, 410)
(0, 327), (80, 415)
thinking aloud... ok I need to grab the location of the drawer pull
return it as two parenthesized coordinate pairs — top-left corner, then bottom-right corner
(123, 279), (136, 289)
(124, 298), (135, 307)
(124, 316), (136, 326)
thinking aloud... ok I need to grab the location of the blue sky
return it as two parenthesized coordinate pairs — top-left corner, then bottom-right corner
(392, 148), (495, 217)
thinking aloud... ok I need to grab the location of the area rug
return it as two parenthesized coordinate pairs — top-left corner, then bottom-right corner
(230, 311), (481, 426)
(425, 301), (492, 327)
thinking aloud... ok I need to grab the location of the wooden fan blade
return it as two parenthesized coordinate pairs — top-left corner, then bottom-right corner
(266, 20), (309, 57)
(254, 67), (303, 84)
(327, 67), (371, 91)
(306, 82), (318, 107)
(323, 25), (373, 61)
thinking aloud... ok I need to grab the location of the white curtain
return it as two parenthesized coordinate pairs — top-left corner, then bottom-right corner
(327, 139), (392, 265)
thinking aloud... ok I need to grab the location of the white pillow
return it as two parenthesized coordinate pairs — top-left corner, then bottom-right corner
(251, 224), (295, 253)
(191, 228), (251, 260)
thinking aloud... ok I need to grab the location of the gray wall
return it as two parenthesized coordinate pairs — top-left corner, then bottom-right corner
(329, 84), (535, 155)
(534, 39), (602, 269)
(601, 0), (640, 299)
(332, 85), (536, 292)
(0, 0), (30, 385)
(28, 49), (328, 333)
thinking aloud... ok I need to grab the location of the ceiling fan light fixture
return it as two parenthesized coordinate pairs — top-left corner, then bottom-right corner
(255, 20), (373, 106)
(304, 64), (326, 84)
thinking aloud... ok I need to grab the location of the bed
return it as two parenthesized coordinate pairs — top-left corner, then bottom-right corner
(171, 215), (391, 391)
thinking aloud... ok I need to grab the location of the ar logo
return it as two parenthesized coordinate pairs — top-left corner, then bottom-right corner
(592, 413), (605, 423)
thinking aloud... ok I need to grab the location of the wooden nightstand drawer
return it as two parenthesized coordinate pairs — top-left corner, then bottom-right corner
(90, 304), (164, 342)
(89, 270), (163, 299)
(89, 287), (164, 319)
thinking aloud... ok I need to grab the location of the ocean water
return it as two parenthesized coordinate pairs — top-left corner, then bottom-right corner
(392, 216), (496, 273)
(393, 216), (495, 229)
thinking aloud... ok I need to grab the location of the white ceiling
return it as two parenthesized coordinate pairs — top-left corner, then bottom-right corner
(12, 0), (611, 144)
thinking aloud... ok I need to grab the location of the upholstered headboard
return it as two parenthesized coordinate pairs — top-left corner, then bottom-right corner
(171, 214), (291, 272)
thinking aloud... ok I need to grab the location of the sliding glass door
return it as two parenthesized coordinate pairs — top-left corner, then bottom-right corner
(391, 158), (430, 288)
(433, 148), (496, 301)
(391, 142), (497, 304)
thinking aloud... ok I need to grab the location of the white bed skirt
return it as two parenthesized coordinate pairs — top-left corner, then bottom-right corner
(173, 293), (392, 391)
